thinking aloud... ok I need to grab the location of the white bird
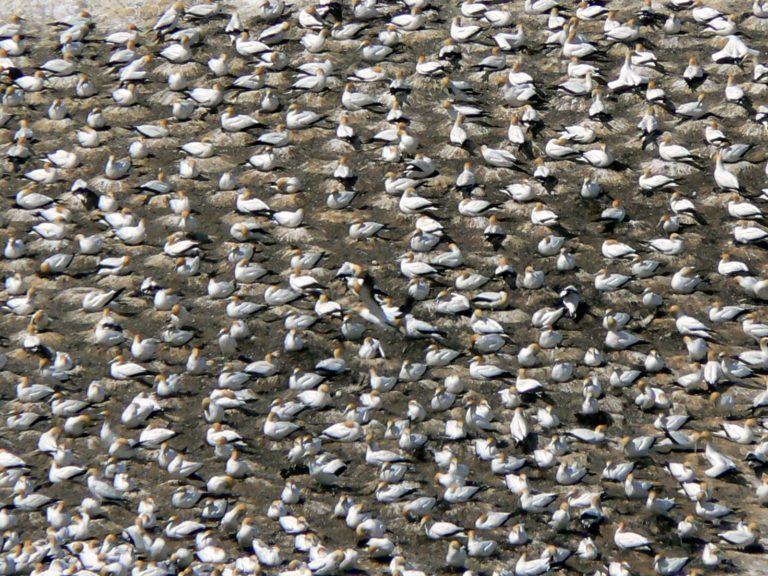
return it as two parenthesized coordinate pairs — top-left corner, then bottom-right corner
(714, 152), (740, 191)
(719, 522), (759, 547)
(614, 522), (652, 550)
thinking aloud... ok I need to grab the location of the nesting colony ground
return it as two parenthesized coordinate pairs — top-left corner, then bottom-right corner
(2, 1), (768, 576)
